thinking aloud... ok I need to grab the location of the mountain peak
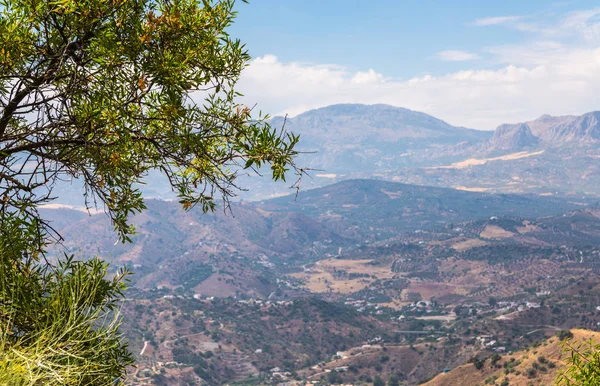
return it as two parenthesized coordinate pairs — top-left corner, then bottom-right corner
(273, 103), (485, 138)
(299, 103), (414, 116)
(489, 122), (539, 151)
(535, 114), (554, 121)
(542, 111), (600, 143)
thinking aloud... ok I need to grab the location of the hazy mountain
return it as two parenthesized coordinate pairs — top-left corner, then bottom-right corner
(488, 123), (539, 151)
(262, 179), (582, 240)
(248, 106), (600, 201)
(541, 111), (600, 143)
(526, 114), (577, 137)
(274, 104), (487, 142)
(47, 105), (600, 203)
(487, 111), (600, 149)
(270, 104), (491, 174)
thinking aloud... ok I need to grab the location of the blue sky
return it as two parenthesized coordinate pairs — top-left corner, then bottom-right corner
(230, 1), (600, 129)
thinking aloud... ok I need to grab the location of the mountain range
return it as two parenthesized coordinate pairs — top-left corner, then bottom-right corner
(487, 111), (600, 151)
(40, 103), (600, 385)
(63, 176), (600, 385)
(42, 179), (587, 296)
(49, 103), (600, 206)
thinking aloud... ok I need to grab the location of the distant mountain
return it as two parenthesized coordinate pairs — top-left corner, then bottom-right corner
(542, 111), (600, 143)
(250, 106), (600, 201)
(487, 111), (600, 150)
(488, 123), (539, 151)
(261, 179), (581, 240)
(526, 114), (577, 137)
(270, 104), (491, 174)
(46, 104), (600, 203)
(274, 104), (487, 141)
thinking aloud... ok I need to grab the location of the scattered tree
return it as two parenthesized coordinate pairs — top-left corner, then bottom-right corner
(373, 375), (385, 386)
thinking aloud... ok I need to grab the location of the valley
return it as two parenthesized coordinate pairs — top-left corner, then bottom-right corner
(5, 0), (600, 384)
(43, 179), (600, 385)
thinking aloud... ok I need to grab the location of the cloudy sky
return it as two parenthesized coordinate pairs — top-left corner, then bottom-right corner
(229, 0), (600, 130)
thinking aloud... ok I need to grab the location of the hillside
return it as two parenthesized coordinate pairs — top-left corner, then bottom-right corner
(38, 179), (600, 385)
(270, 104), (490, 173)
(42, 199), (348, 294)
(262, 179), (583, 239)
(424, 329), (600, 386)
(36, 180), (600, 384)
(44, 105), (600, 202)
(245, 107), (600, 200)
(42, 179), (583, 266)
(40, 179), (591, 299)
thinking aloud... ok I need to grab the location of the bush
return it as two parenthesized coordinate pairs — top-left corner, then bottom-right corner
(556, 330), (574, 341)
(491, 353), (501, 366)
(469, 356), (487, 370)
(537, 355), (547, 364)
(373, 375), (385, 386)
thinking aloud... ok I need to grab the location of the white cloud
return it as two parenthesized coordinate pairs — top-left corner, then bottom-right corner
(436, 50), (481, 61)
(233, 7), (600, 131)
(474, 8), (600, 39)
(559, 8), (600, 40)
(473, 15), (541, 33)
(351, 69), (385, 84)
(473, 16), (524, 26)
(237, 48), (600, 130)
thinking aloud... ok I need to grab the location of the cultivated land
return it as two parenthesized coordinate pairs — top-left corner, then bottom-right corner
(68, 106), (600, 384)
(291, 259), (395, 294)
(40, 177), (600, 385)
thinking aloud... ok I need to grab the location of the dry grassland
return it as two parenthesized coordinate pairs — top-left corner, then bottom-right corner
(425, 329), (600, 386)
(480, 225), (515, 239)
(428, 150), (545, 170)
(291, 259), (394, 294)
(451, 238), (488, 251)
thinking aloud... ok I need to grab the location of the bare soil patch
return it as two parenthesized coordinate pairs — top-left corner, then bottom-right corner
(480, 225), (514, 239)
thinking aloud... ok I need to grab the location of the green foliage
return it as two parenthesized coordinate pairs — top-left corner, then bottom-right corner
(178, 262), (213, 290)
(470, 356), (487, 370)
(373, 375), (385, 386)
(0, 0), (298, 383)
(490, 353), (501, 366)
(0, 0), (299, 246)
(557, 338), (600, 385)
(327, 371), (343, 385)
(557, 330), (574, 341)
(0, 217), (132, 384)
